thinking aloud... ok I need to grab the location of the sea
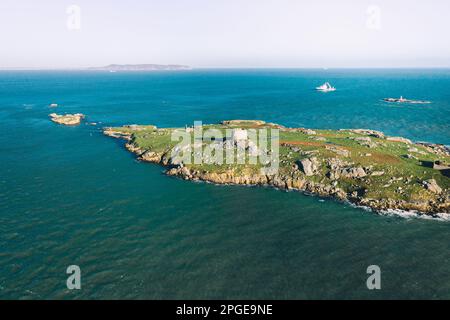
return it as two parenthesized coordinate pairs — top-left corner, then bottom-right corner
(0, 69), (449, 299)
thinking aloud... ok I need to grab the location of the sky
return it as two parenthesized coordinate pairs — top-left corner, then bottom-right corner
(0, 0), (449, 68)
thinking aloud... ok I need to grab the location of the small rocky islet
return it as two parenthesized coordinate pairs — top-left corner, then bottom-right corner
(49, 113), (85, 125)
(103, 120), (450, 216)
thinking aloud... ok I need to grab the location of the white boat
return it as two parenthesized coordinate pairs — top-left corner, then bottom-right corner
(316, 82), (336, 92)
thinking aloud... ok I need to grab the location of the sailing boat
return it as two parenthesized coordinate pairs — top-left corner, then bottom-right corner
(316, 82), (336, 92)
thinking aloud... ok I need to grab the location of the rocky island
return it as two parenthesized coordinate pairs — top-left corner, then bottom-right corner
(104, 120), (449, 216)
(383, 96), (431, 104)
(49, 113), (85, 125)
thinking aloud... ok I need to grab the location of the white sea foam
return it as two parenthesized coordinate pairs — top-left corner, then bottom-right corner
(347, 201), (450, 222)
(378, 209), (450, 222)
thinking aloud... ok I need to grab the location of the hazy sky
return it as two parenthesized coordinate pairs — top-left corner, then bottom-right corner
(1, 0), (449, 68)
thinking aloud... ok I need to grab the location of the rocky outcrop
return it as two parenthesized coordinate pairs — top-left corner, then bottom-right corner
(302, 129), (317, 135)
(125, 142), (143, 153)
(103, 129), (132, 140)
(340, 166), (367, 179)
(163, 165), (448, 214)
(354, 137), (371, 143)
(124, 124), (156, 131)
(417, 143), (450, 157)
(326, 158), (348, 180)
(351, 136), (378, 148)
(325, 158), (366, 180)
(221, 120), (266, 126)
(325, 145), (350, 157)
(423, 179), (442, 194)
(386, 136), (412, 144)
(342, 129), (385, 139)
(49, 113), (85, 125)
(140, 150), (163, 163)
(299, 157), (320, 176)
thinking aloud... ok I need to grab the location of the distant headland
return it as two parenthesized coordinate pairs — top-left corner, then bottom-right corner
(88, 64), (192, 71)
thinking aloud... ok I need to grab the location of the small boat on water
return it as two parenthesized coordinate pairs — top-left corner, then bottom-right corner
(316, 82), (336, 92)
(49, 103), (58, 108)
(383, 96), (431, 104)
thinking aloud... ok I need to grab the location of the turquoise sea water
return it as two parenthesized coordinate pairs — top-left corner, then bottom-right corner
(0, 69), (449, 299)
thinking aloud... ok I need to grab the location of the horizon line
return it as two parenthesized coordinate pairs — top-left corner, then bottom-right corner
(1, 66), (450, 71)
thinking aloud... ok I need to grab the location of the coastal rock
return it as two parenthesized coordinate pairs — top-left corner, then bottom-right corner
(299, 157), (320, 176)
(326, 157), (349, 180)
(387, 136), (412, 144)
(49, 113), (85, 125)
(423, 179), (442, 194)
(221, 120), (266, 126)
(416, 142), (450, 157)
(342, 129), (385, 139)
(340, 166), (367, 179)
(140, 150), (162, 163)
(325, 145), (350, 157)
(125, 143), (143, 154)
(302, 129), (317, 135)
(351, 136), (378, 148)
(103, 128), (132, 140)
(124, 124), (157, 131)
(354, 136), (372, 143)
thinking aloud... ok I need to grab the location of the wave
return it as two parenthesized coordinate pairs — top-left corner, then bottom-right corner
(347, 201), (450, 222)
(378, 209), (450, 222)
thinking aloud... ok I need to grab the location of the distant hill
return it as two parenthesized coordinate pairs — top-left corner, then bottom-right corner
(89, 64), (192, 71)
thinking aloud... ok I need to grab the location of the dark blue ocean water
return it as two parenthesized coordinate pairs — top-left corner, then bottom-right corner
(0, 69), (449, 299)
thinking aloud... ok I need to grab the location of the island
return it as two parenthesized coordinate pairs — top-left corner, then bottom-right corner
(383, 96), (431, 104)
(49, 113), (85, 125)
(103, 120), (449, 215)
(89, 64), (192, 71)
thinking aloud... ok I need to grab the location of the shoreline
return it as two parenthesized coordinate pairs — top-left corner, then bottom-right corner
(103, 121), (450, 216)
(174, 174), (450, 221)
